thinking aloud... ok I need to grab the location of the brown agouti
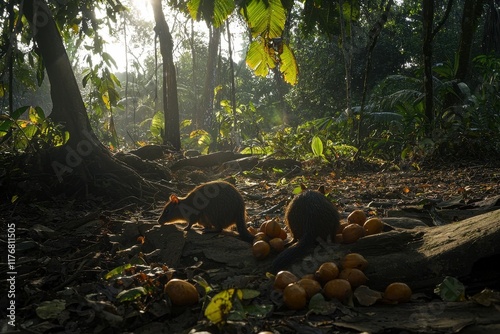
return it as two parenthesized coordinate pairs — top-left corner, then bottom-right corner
(271, 186), (340, 273)
(157, 181), (254, 242)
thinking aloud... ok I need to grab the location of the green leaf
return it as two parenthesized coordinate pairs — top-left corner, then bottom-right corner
(279, 43), (298, 85)
(245, 39), (275, 77)
(311, 135), (324, 157)
(188, 0), (235, 27)
(342, 0), (360, 21)
(36, 300), (67, 320)
(434, 276), (465, 302)
(102, 52), (117, 68)
(244, 0), (286, 38)
(104, 263), (133, 280)
(116, 287), (146, 302)
(240, 289), (260, 299)
(150, 111), (165, 138)
(28, 106), (45, 123)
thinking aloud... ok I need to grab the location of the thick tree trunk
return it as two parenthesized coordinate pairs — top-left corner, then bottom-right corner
(151, 0), (181, 150)
(22, 0), (170, 199)
(24, 0), (97, 146)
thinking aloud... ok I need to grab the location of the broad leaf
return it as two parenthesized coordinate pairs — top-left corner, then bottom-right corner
(279, 43), (298, 85)
(150, 111), (165, 138)
(245, 39), (275, 77)
(188, 0), (235, 27)
(243, 0), (286, 38)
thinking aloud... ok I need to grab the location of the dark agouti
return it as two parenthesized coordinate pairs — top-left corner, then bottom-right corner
(271, 186), (340, 273)
(157, 181), (254, 242)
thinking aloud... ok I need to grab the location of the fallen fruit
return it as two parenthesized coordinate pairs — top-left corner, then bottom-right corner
(364, 217), (384, 235)
(323, 279), (352, 302)
(384, 282), (412, 303)
(269, 237), (285, 252)
(339, 268), (368, 288)
(342, 223), (365, 244)
(297, 278), (322, 299)
(347, 210), (366, 226)
(164, 279), (199, 306)
(315, 262), (339, 284)
(341, 253), (368, 271)
(252, 240), (271, 260)
(265, 219), (283, 238)
(283, 283), (307, 310)
(274, 270), (298, 290)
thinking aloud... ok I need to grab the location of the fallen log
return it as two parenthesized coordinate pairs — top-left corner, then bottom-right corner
(344, 208), (500, 291)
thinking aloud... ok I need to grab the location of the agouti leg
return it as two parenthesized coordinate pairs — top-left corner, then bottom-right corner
(200, 227), (222, 234)
(183, 221), (195, 231)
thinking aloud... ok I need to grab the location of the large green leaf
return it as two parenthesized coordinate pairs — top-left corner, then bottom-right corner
(279, 43), (298, 85)
(245, 39), (275, 77)
(243, 0), (286, 38)
(188, 0), (235, 27)
(150, 111), (165, 138)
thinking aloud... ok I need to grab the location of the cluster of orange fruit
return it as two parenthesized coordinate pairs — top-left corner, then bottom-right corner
(338, 209), (385, 244)
(273, 253), (412, 310)
(249, 218), (288, 260)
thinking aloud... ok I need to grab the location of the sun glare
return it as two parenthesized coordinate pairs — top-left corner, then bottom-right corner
(129, 0), (154, 21)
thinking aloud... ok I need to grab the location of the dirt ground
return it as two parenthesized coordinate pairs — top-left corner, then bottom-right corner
(1, 160), (499, 333)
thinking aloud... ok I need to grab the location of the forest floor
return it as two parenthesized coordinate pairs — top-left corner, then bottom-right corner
(1, 157), (500, 333)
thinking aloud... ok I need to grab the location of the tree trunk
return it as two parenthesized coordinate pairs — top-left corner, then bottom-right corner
(24, 0), (95, 144)
(455, 0), (486, 82)
(358, 0), (394, 147)
(151, 0), (181, 150)
(481, 0), (500, 55)
(22, 0), (170, 200)
(422, 0), (434, 134)
(338, 0), (353, 120)
(201, 26), (221, 149)
(226, 20), (240, 147)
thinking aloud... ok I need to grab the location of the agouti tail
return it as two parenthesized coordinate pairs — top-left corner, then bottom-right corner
(157, 181), (254, 243)
(271, 188), (340, 273)
(271, 232), (318, 273)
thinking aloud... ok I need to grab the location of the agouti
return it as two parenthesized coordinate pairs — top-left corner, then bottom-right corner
(271, 186), (340, 273)
(157, 181), (254, 242)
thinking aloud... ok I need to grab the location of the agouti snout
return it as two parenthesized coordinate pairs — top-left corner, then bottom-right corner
(158, 181), (254, 242)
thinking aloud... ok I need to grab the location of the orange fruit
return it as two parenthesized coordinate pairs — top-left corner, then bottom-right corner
(342, 223), (365, 243)
(341, 253), (368, 271)
(269, 237), (285, 252)
(323, 279), (352, 302)
(274, 270), (298, 290)
(164, 279), (199, 306)
(297, 278), (322, 299)
(265, 219), (283, 238)
(384, 282), (412, 303)
(314, 262), (339, 284)
(347, 210), (367, 226)
(338, 268), (368, 288)
(252, 240), (270, 260)
(364, 217), (384, 235)
(283, 283), (307, 310)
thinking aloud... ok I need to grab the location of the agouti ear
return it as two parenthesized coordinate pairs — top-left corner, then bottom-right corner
(170, 194), (179, 204)
(317, 185), (326, 194)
